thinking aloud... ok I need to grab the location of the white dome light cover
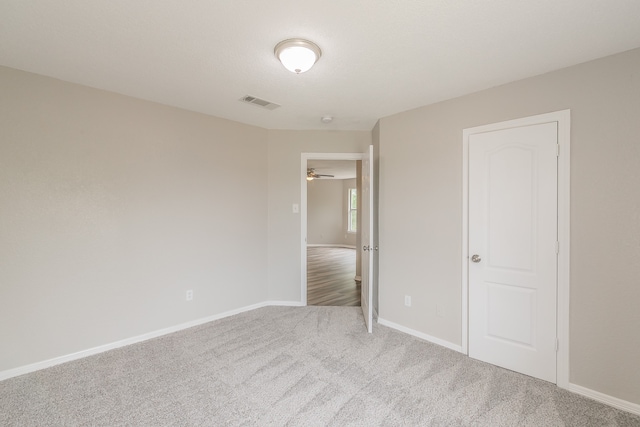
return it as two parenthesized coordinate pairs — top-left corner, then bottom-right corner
(274, 39), (322, 74)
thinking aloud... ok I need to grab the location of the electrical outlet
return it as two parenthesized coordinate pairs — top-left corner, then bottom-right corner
(404, 295), (412, 307)
(186, 290), (193, 301)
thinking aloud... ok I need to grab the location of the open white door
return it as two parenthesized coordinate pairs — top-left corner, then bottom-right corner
(361, 145), (374, 333)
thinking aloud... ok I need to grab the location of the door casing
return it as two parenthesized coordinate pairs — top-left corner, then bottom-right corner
(462, 110), (570, 388)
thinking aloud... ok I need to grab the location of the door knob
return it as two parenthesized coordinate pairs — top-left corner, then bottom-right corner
(471, 254), (482, 263)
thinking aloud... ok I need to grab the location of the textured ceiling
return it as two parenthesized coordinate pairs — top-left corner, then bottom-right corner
(2, 1), (640, 130)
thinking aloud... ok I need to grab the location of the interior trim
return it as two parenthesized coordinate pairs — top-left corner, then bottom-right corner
(378, 317), (463, 353)
(567, 383), (640, 416)
(0, 300), (304, 382)
(5, 299), (638, 418)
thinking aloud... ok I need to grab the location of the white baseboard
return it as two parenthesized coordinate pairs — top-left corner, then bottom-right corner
(266, 300), (306, 307)
(377, 317), (463, 353)
(5, 303), (638, 417)
(375, 318), (640, 414)
(567, 383), (640, 416)
(377, 318), (640, 415)
(0, 300), (303, 382)
(307, 244), (356, 249)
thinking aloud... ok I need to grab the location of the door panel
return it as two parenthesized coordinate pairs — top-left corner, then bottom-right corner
(487, 283), (536, 346)
(487, 146), (536, 271)
(361, 145), (374, 333)
(468, 122), (558, 382)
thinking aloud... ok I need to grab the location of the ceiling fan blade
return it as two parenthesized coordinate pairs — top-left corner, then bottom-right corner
(307, 168), (334, 178)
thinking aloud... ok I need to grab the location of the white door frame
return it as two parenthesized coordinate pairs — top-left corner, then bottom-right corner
(462, 110), (570, 388)
(301, 152), (365, 305)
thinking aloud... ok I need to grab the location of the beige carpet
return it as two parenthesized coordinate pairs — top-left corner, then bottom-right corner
(1, 306), (638, 426)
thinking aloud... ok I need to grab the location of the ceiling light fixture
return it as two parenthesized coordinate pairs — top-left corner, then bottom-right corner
(274, 39), (322, 74)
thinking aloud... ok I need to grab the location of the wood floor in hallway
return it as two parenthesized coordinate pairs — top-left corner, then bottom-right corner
(307, 246), (360, 306)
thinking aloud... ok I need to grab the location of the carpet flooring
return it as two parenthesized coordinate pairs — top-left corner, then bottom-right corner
(1, 306), (638, 426)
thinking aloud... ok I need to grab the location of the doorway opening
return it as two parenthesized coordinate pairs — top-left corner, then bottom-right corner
(305, 159), (360, 306)
(300, 153), (364, 307)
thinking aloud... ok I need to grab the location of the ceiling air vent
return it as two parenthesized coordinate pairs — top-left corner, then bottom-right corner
(240, 95), (281, 110)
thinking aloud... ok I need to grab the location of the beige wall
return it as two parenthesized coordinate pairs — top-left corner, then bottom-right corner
(0, 66), (268, 372)
(266, 130), (371, 301)
(378, 48), (640, 404)
(307, 179), (344, 245)
(307, 178), (357, 246)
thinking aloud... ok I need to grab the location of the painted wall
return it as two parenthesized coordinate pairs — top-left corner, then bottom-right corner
(307, 178), (356, 246)
(266, 130), (371, 302)
(0, 66), (268, 372)
(307, 179), (344, 245)
(378, 48), (640, 404)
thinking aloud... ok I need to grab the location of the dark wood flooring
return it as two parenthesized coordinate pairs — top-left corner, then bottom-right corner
(307, 246), (360, 306)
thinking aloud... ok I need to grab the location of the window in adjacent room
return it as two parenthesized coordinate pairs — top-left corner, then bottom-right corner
(348, 188), (357, 232)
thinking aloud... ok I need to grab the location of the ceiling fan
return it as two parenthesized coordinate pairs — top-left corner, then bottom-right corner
(307, 168), (334, 180)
